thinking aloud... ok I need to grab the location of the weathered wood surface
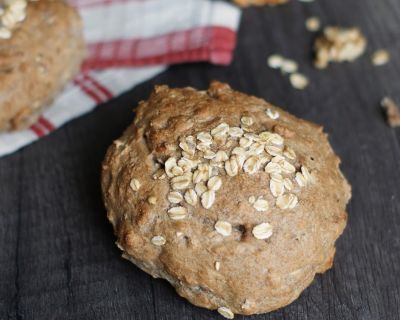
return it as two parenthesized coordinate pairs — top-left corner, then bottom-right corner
(1, 0), (400, 319)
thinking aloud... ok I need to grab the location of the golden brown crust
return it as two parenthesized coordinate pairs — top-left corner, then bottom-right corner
(233, 0), (288, 7)
(0, 0), (85, 131)
(101, 81), (351, 316)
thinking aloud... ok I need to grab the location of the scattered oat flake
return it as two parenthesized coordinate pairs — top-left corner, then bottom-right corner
(295, 172), (307, 187)
(267, 54), (284, 69)
(193, 169), (207, 184)
(241, 116), (254, 126)
(168, 206), (187, 220)
(276, 193), (298, 209)
(215, 261), (221, 271)
(184, 189), (198, 206)
(201, 190), (216, 209)
(215, 150), (229, 162)
(243, 156), (260, 174)
(195, 182), (208, 196)
(266, 108), (280, 120)
(130, 178), (141, 191)
(171, 166), (184, 176)
(248, 142), (264, 155)
(283, 178), (294, 191)
(229, 127), (244, 138)
(197, 131), (213, 143)
(151, 236), (166, 246)
(248, 196), (256, 204)
(283, 147), (296, 160)
(215, 221), (232, 236)
(281, 59), (298, 74)
(211, 123), (229, 137)
(270, 133), (284, 146)
(265, 162), (281, 174)
(301, 166), (312, 181)
(372, 49), (390, 66)
(306, 16), (321, 32)
(179, 140), (196, 155)
(217, 307), (234, 319)
(165, 157), (178, 178)
(239, 137), (252, 148)
(147, 196), (157, 205)
(208, 176), (222, 191)
(253, 198), (269, 212)
(225, 156), (239, 177)
(171, 175), (191, 190)
(252, 223), (273, 240)
(290, 73), (309, 90)
(265, 145), (283, 157)
(381, 97), (400, 127)
(270, 176), (284, 197)
(280, 159), (296, 173)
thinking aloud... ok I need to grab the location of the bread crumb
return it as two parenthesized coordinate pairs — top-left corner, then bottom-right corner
(381, 97), (400, 127)
(314, 26), (367, 69)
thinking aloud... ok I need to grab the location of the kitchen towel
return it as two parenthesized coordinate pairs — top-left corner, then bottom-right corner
(0, 0), (241, 157)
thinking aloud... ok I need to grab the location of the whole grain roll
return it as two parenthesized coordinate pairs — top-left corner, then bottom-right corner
(0, 0), (85, 131)
(101, 81), (351, 318)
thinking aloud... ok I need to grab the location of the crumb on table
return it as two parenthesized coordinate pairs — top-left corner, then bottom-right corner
(314, 26), (367, 69)
(381, 97), (400, 127)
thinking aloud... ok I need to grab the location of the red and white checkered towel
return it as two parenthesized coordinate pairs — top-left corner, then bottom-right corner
(0, 0), (241, 157)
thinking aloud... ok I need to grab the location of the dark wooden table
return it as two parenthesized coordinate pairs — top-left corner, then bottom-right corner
(2, 0), (400, 319)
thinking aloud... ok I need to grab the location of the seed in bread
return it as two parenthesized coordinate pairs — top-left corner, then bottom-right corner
(101, 81), (351, 317)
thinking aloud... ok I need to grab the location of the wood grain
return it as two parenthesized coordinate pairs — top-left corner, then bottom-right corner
(1, 0), (400, 319)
